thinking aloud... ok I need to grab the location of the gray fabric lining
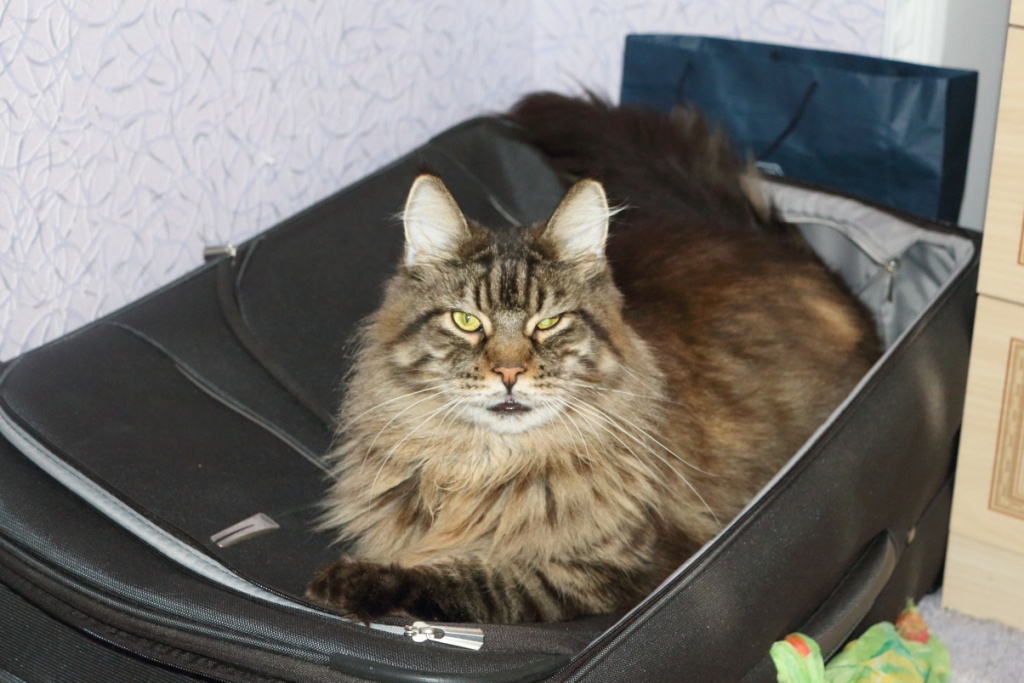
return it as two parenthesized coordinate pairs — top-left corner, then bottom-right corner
(766, 181), (975, 348)
(639, 182), (977, 605)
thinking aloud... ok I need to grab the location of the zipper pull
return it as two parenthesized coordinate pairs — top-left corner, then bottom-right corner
(885, 258), (900, 302)
(203, 243), (237, 262)
(403, 621), (485, 650)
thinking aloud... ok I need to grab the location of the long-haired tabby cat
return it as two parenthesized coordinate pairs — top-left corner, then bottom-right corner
(306, 94), (881, 624)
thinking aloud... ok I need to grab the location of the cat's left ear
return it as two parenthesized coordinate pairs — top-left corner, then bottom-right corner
(402, 174), (469, 266)
(544, 179), (611, 262)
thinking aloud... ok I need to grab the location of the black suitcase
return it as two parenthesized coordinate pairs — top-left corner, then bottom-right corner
(0, 116), (979, 682)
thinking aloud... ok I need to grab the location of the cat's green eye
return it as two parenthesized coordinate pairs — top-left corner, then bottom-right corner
(452, 311), (483, 332)
(535, 315), (562, 332)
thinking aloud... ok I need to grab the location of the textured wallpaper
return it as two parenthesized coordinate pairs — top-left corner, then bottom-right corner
(0, 0), (886, 360)
(533, 0), (887, 96)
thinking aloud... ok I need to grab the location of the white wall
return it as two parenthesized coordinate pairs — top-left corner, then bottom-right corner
(0, 0), (888, 361)
(533, 0), (887, 96)
(883, 0), (1012, 229)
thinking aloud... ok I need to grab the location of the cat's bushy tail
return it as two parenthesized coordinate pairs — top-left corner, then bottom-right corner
(506, 92), (790, 236)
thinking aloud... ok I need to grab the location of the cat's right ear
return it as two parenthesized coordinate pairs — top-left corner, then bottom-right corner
(402, 174), (469, 267)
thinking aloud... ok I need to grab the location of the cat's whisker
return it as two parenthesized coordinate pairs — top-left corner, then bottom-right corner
(367, 397), (466, 505)
(550, 418), (580, 462)
(561, 379), (685, 406)
(563, 397), (720, 526)
(426, 396), (474, 442)
(447, 400), (475, 432)
(554, 397), (666, 492)
(356, 387), (456, 479)
(360, 389), (452, 459)
(563, 390), (714, 477)
(614, 363), (659, 392)
(403, 400), (481, 497)
(568, 396), (712, 480)
(338, 381), (459, 431)
(551, 404), (595, 466)
(376, 396), (464, 464)
(432, 402), (480, 491)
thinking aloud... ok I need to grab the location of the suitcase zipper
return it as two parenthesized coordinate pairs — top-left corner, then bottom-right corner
(1, 398), (487, 656)
(363, 620), (485, 650)
(403, 621), (486, 650)
(782, 212), (900, 301)
(882, 257), (900, 301)
(854, 255), (900, 302)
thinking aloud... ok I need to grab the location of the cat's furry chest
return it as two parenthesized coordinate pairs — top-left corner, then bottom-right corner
(337, 427), (666, 564)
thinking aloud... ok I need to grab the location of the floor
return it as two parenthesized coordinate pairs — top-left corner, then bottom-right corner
(918, 590), (1024, 681)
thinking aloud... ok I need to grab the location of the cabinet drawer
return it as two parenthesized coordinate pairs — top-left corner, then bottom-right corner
(979, 27), (1024, 305)
(945, 294), (1024, 629)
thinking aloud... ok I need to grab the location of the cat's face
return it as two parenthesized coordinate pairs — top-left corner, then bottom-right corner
(369, 175), (632, 435)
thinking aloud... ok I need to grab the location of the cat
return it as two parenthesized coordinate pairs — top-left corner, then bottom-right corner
(305, 94), (881, 624)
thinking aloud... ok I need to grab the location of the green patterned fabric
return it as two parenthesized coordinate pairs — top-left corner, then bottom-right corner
(772, 604), (950, 683)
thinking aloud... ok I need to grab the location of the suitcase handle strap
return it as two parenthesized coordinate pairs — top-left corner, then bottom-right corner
(742, 530), (898, 681)
(215, 246), (340, 430)
(797, 530), (898, 656)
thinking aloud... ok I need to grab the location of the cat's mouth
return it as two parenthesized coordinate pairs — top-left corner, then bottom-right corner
(488, 397), (532, 414)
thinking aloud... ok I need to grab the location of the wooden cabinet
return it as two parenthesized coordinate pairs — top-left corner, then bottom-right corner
(944, 2), (1024, 631)
(977, 29), (1024, 303)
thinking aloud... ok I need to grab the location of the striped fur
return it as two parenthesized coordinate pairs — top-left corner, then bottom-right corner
(307, 97), (880, 624)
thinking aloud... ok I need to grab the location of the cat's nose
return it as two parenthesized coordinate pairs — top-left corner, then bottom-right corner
(493, 366), (526, 391)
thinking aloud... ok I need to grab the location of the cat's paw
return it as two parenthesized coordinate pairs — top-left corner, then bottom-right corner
(306, 557), (412, 622)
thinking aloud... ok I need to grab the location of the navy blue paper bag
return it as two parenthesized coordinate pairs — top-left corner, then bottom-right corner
(620, 35), (978, 223)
